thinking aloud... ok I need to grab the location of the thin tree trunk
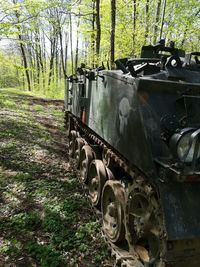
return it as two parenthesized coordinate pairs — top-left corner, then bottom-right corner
(153, 0), (162, 43)
(75, 14), (80, 72)
(110, 0), (116, 68)
(65, 31), (69, 76)
(21, 59), (25, 90)
(69, 13), (74, 74)
(53, 38), (59, 85)
(41, 29), (46, 88)
(96, 0), (101, 60)
(48, 37), (56, 86)
(27, 32), (35, 87)
(59, 28), (66, 78)
(13, 5), (31, 91)
(144, 0), (149, 44)
(36, 29), (44, 86)
(19, 35), (31, 91)
(42, 30), (46, 73)
(91, 0), (95, 67)
(55, 40), (59, 85)
(34, 31), (41, 86)
(132, 0), (137, 51)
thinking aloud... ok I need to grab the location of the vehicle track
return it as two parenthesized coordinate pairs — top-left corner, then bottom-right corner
(66, 110), (200, 267)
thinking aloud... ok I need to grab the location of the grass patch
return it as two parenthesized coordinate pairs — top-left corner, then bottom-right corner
(10, 212), (41, 230)
(0, 89), (112, 266)
(26, 241), (65, 267)
(0, 98), (17, 109)
(33, 104), (46, 112)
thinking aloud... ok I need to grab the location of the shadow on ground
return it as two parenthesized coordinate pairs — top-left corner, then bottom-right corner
(0, 89), (112, 267)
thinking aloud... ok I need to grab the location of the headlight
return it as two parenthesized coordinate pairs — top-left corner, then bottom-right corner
(170, 128), (200, 163)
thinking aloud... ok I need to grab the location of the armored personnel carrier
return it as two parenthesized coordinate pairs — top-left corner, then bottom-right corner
(64, 41), (200, 267)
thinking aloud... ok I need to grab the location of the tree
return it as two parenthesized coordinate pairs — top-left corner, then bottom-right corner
(153, 0), (162, 43)
(13, 0), (32, 91)
(0, 0), (199, 95)
(110, 0), (116, 68)
(132, 0), (137, 50)
(95, 0), (101, 58)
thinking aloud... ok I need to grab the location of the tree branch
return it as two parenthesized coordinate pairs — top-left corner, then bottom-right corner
(60, 11), (96, 17)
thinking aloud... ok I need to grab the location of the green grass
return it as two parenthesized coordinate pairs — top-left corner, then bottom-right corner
(0, 87), (34, 95)
(0, 98), (17, 109)
(33, 104), (46, 112)
(0, 85), (64, 100)
(26, 241), (65, 267)
(0, 89), (112, 266)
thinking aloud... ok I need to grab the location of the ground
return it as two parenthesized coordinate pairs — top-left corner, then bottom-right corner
(0, 89), (114, 267)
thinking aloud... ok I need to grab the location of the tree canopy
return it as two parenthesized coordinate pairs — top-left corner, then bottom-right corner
(0, 0), (199, 95)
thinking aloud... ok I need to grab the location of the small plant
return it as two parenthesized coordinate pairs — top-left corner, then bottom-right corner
(93, 254), (102, 264)
(9, 212), (41, 230)
(42, 210), (64, 233)
(26, 241), (65, 267)
(0, 99), (17, 109)
(0, 239), (22, 258)
(75, 222), (99, 240)
(0, 89), (112, 266)
(33, 104), (45, 112)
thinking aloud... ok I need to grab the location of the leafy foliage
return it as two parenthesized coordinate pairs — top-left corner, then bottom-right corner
(0, 0), (199, 97)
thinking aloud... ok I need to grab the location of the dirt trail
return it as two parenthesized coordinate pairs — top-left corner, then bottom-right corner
(0, 90), (113, 267)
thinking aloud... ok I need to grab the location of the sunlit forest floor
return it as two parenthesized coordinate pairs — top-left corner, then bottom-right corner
(0, 89), (113, 267)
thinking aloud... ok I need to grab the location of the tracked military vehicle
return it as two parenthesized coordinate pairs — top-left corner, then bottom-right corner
(64, 41), (200, 267)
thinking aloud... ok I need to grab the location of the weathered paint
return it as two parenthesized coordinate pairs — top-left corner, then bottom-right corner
(68, 62), (200, 240)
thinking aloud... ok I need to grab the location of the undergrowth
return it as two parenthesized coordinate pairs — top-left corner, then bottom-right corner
(0, 89), (112, 267)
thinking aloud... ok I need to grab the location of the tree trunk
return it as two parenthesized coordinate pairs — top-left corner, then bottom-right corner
(144, 0), (149, 44)
(27, 31), (35, 87)
(54, 39), (59, 85)
(110, 0), (116, 68)
(59, 27), (66, 78)
(95, 0), (101, 60)
(36, 29), (44, 86)
(19, 34), (31, 91)
(75, 14), (80, 72)
(13, 5), (31, 91)
(153, 0), (162, 43)
(48, 37), (56, 86)
(41, 29), (46, 88)
(69, 13), (74, 74)
(132, 0), (137, 51)
(33, 30), (41, 86)
(91, 0), (95, 67)
(65, 31), (69, 76)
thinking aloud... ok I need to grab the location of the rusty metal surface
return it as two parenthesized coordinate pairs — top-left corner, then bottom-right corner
(88, 159), (107, 207)
(102, 180), (125, 243)
(79, 144), (95, 182)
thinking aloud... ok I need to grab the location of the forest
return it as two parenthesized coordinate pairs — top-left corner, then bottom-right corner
(0, 1), (199, 266)
(0, 0), (199, 97)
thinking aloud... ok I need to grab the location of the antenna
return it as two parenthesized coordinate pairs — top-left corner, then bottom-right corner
(159, 0), (167, 40)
